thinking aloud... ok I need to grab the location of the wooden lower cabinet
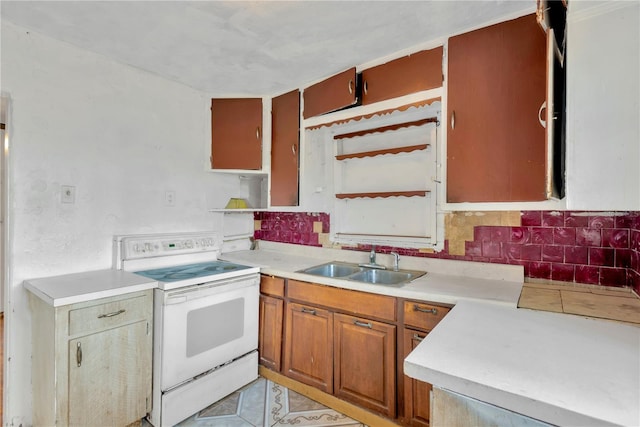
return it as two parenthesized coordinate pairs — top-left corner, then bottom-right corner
(282, 301), (334, 393)
(402, 328), (431, 426)
(29, 290), (152, 426)
(334, 313), (396, 417)
(401, 301), (451, 426)
(259, 294), (284, 371)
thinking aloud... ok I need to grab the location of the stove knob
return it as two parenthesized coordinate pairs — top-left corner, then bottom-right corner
(145, 243), (152, 252)
(185, 240), (194, 249)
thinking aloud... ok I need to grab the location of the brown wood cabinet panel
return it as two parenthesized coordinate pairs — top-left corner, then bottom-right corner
(303, 68), (358, 119)
(259, 294), (283, 371)
(260, 275), (285, 298)
(271, 90), (300, 206)
(403, 301), (450, 332)
(283, 302), (334, 393)
(333, 313), (396, 417)
(402, 328), (431, 427)
(287, 280), (396, 322)
(211, 98), (262, 170)
(362, 47), (443, 105)
(447, 14), (547, 202)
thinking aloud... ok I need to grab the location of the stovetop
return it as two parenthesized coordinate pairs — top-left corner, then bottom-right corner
(133, 260), (259, 290)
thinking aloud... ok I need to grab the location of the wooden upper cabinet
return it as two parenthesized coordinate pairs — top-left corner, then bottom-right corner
(271, 90), (300, 206)
(211, 98), (262, 170)
(303, 68), (358, 119)
(361, 46), (443, 105)
(447, 14), (547, 202)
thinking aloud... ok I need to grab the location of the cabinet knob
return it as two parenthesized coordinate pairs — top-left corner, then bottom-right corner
(363, 80), (369, 96)
(256, 126), (261, 140)
(348, 79), (354, 95)
(450, 111), (456, 130)
(291, 144), (296, 156)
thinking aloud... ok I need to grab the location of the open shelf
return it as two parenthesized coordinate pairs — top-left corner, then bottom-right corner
(336, 144), (429, 160)
(336, 190), (428, 199)
(333, 117), (438, 140)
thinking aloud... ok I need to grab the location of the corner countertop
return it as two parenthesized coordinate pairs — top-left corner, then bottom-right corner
(219, 241), (524, 307)
(404, 300), (640, 427)
(24, 269), (158, 307)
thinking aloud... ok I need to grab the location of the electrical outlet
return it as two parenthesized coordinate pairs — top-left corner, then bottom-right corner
(61, 185), (75, 204)
(165, 190), (175, 207)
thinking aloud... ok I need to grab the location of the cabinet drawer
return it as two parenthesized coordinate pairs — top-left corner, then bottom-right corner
(404, 301), (450, 331)
(260, 275), (285, 298)
(287, 280), (396, 322)
(69, 293), (149, 336)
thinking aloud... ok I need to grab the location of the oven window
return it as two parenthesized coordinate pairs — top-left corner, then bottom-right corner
(186, 298), (244, 357)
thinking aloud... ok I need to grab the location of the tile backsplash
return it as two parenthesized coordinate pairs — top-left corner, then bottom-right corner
(255, 211), (640, 293)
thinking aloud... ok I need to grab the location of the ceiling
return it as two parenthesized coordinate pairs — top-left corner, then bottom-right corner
(1, 1), (535, 96)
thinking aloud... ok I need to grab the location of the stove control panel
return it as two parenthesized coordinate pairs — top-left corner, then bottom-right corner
(119, 232), (219, 260)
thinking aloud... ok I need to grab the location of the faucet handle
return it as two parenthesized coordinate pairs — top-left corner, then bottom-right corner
(390, 252), (400, 271)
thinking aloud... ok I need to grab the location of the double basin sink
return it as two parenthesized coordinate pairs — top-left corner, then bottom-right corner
(297, 261), (426, 286)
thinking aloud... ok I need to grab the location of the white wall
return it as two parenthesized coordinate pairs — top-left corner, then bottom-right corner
(566, 1), (640, 210)
(1, 20), (241, 425)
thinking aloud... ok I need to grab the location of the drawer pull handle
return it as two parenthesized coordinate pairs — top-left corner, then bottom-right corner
(354, 320), (372, 329)
(414, 305), (438, 315)
(301, 307), (316, 315)
(413, 333), (425, 342)
(450, 111), (456, 130)
(98, 309), (126, 319)
(363, 80), (369, 95)
(256, 126), (261, 140)
(348, 79), (354, 95)
(291, 144), (296, 156)
(76, 342), (82, 367)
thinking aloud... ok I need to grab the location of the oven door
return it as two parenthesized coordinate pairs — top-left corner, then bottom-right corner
(158, 274), (259, 391)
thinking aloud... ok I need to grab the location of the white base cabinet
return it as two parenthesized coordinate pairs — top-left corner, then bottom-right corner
(29, 290), (153, 426)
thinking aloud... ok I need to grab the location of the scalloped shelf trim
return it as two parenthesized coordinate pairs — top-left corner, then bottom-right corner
(305, 98), (441, 131)
(335, 190), (428, 199)
(333, 117), (437, 140)
(336, 144), (429, 160)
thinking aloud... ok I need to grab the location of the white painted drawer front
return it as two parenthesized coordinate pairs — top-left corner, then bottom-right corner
(68, 293), (149, 335)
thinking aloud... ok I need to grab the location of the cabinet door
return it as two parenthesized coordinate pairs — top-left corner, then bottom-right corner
(282, 302), (333, 393)
(259, 294), (283, 371)
(303, 68), (358, 119)
(68, 320), (151, 426)
(271, 90), (300, 206)
(211, 98), (262, 170)
(333, 313), (396, 417)
(403, 328), (431, 427)
(361, 47), (443, 105)
(447, 14), (546, 202)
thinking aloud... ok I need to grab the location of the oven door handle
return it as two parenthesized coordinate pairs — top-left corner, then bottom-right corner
(165, 295), (187, 305)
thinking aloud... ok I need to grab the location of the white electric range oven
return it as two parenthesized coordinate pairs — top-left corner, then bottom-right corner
(114, 231), (260, 427)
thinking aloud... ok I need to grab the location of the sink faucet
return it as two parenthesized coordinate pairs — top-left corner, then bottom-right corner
(369, 245), (377, 264)
(390, 252), (400, 271)
(358, 245), (386, 269)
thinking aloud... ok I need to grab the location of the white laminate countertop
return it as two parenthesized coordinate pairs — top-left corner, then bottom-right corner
(404, 300), (640, 427)
(219, 241), (524, 307)
(24, 269), (158, 307)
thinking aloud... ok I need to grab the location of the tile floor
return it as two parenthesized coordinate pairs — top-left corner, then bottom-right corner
(149, 377), (366, 427)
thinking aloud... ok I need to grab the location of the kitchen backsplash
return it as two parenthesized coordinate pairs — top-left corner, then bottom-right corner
(254, 211), (640, 293)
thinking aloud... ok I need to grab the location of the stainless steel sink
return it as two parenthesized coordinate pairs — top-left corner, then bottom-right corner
(298, 261), (426, 285)
(348, 268), (425, 285)
(298, 262), (364, 278)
